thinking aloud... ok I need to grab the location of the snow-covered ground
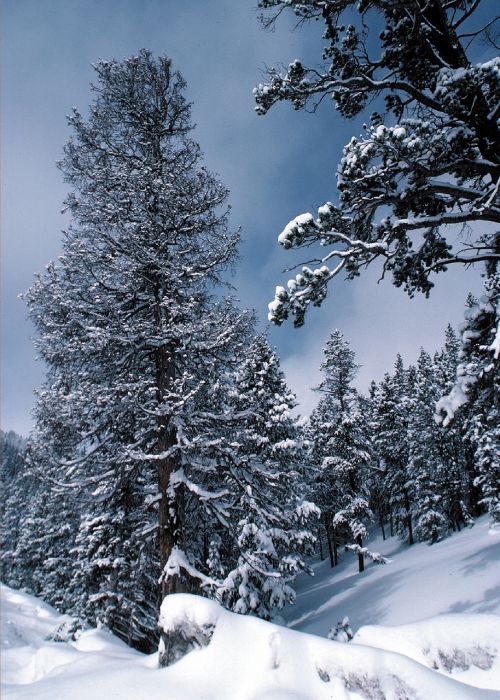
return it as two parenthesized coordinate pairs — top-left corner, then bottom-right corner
(2, 516), (500, 699)
(286, 514), (500, 636)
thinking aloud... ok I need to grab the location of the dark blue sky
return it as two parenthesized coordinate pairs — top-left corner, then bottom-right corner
(1, 0), (487, 435)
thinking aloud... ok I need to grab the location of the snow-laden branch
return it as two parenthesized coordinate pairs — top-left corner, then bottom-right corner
(345, 544), (390, 565)
(161, 546), (221, 589)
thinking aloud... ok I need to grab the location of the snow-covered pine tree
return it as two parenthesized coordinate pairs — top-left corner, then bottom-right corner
(363, 382), (391, 541)
(407, 349), (449, 543)
(25, 51), (242, 648)
(437, 274), (500, 522)
(218, 335), (318, 619)
(257, 1), (499, 328)
(157, 300), (255, 589)
(433, 326), (476, 529)
(31, 487), (79, 610)
(1, 433), (76, 602)
(66, 477), (159, 651)
(308, 394), (341, 567)
(0, 431), (28, 586)
(370, 357), (415, 545)
(310, 330), (373, 572)
(1, 430), (25, 480)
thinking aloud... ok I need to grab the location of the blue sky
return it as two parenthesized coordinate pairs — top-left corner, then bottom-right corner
(1, 0), (487, 435)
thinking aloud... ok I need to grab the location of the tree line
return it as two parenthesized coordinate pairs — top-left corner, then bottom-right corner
(1, 307), (497, 652)
(1, 0), (499, 658)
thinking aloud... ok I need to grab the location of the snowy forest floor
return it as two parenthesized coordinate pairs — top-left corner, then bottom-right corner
(286, 514), (500, 636)
(2, 516), (500, 699)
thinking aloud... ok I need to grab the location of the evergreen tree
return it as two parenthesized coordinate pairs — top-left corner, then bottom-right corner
(408, 350), (449, 543)
(218, 335), (318, 619)
(67, 478), (159, 651)
(25, 51), (241, 647)
(309, 330), (373, 572)
(371, 357), (415, 544)
(433, 326), (475, 528)
(437, 274), (500, 521)
(1, 431), (29, 587)
(362, 381), (388, 535)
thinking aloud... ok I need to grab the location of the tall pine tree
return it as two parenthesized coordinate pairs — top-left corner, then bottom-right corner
(25, 52), (242, 645)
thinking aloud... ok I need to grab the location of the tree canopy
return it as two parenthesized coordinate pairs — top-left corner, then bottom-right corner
(256, 1), (499, 327)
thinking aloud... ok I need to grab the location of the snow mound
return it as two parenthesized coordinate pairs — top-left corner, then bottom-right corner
(3, 584), (500, 699)
(159, 593), (499, 699)
(354, 615), (500, 690)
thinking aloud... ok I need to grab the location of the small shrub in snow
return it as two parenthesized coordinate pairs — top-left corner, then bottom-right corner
(45, 618), (85, 643)
(327, 616), (353, 643)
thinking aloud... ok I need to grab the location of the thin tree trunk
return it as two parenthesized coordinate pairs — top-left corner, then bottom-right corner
(356, 534), (365, 573)
(318, 527), (324, 561)
(379, 512), (386, 540)
(324, 514), (335, 568)
(405, 491), (414, 546)
(332, 529), (338, 567)
(158, 425), (182, 599)
(154, 290), (183, 601)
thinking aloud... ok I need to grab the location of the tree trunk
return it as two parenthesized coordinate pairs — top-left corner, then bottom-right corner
(154, 290), (183, 601)
(379, 512), (386, 540)
(324, 514), (335, 568)
(158, 424), (182, 600)
(405, 492), (414, 546)
(356, 534), (365, 573)
(318, 526), (324, 561)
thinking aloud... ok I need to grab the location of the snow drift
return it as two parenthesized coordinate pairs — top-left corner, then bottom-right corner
(3, 584), (500, 699)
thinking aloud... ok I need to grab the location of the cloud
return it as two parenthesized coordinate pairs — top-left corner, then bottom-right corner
(1, 0), (487, 434)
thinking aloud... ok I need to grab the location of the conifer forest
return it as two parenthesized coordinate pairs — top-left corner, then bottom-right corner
(1, 2), (499, 698)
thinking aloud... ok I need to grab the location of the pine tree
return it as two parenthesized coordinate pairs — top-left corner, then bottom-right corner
(433, 326), (475, 528)
(67, 479), (159, 651)
(371, 357), (415, 544)
(6, 475), (50, 597)
(310, 330), (373, 572)
(365, 379), (392, 540)
(25, 51), (241, 646)
(1, 431), (29, 587)
(408, 350), (449, 543)
(437, 274), (500, 521)
(217, 335), (318, 619)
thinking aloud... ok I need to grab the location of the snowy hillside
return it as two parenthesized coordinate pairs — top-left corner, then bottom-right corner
(2, 516), (500, 700)
(286, 515), (500, 636)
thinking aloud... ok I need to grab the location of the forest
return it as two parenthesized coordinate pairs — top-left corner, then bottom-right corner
(1, 0), (499, 691)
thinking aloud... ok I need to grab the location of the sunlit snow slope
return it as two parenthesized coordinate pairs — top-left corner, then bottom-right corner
(1, 516), (500, 699)
(286, 514), (500, 635)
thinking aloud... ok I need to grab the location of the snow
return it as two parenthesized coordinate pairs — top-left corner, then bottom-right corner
(277, 213), (314, 246)
(2, 516), (500, 699)
(285, 516), (500, 636)
(354, 616), (500, 690)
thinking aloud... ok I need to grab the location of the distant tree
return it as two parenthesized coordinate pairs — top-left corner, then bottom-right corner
(370, 357), (415, 545)
(25, 51), (241, 645)
(67, 479), (159, 651)
(309, 330), (373, 572)
(0, 431), (28, 586)
(1, 430), (25, 480)
(433, 326), (476, 528)
(408, 349), (449, 543)
(255, 1), (499, 327)
(437, 274), (500, 521)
